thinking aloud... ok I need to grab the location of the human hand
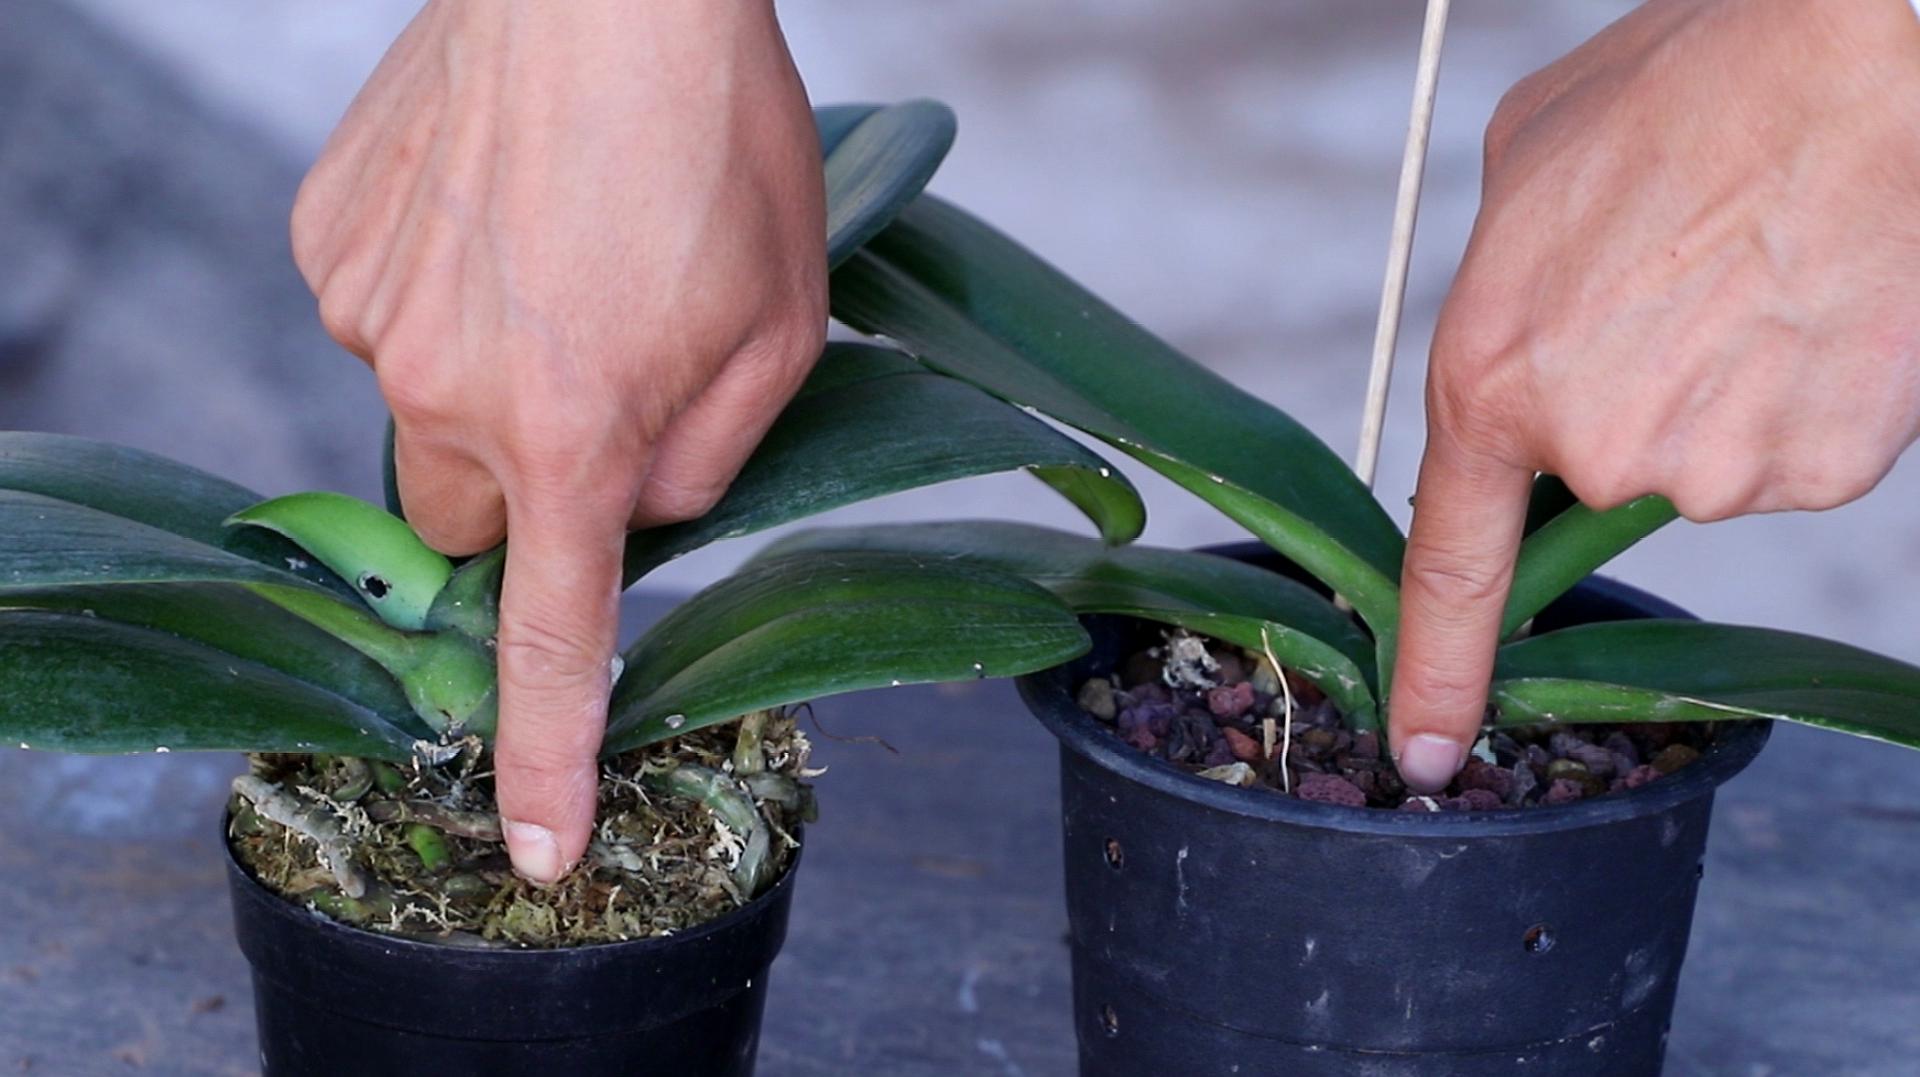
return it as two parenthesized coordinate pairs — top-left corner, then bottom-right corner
(1390, 0), (1920, 791)
(290, 0), (826, 879)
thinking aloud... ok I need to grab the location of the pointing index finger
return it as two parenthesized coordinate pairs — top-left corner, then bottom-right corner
(491, 489), (629, 883)
(1389, 427), (1533, 793)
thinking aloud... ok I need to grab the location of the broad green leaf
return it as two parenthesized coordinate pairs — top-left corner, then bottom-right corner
(0, 582), (428, 739)
(1503, 495), (1677, 638)
(761, 521), (1380, 725)
(0, 610), (420, 759)
(815, 104), (882, 156)
(829, 196), (1405, 633)
(227, 492), (453, 629)
(823, 100), (957, 269)
(604, 550), (1090, 752)
(0, 431), (355, 598)
(0, 489), (326, 595)
(1492, 619), (1920, 749)
(622, 343), (1144, 581)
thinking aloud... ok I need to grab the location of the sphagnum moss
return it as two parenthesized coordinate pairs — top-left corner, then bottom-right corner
(230, 711), (816, 948)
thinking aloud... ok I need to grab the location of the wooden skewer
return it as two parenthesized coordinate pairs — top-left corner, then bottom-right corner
(1353, 0), (1452, 490)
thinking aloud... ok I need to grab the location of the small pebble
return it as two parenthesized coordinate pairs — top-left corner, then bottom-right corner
(1651, 744), (1700, 775)
(1207, 682), (1255, 720)
(1295, 772), (1367, 808)
(1542, 778), (1586, 805)
(1508, 762), (1538, 806)
(1198, 761), (1257, 787)
(1077, 678), (1118, 722)
(1603, 732), (1641, 768)
(1546, 758), (1591, 784)
(1457, 758), (1514, 798)
(1399, 795), (1441, 813)
(1202, 739), (1236, 768)
(1564, 741), (1617, 778)
(1351, 731), (1381, 762)
(1211, 651), (1247, 685)
(1619, 764), (1662, 789)
(1221, 726), (1264, 764)
(1458, 788), (1503, 811)
(1248, 657), (1282, 697)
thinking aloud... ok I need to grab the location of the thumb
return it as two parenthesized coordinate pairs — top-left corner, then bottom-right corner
(1389, 428), (1533, 793)
(492, 492), (626, 883)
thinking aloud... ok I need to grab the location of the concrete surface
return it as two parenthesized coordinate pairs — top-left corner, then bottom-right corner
(5, 0), (1920, 1073)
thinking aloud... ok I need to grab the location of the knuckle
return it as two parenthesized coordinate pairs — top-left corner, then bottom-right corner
(637, 473), (727, 524)
(498, 618), (610, 690)
(315, 288), (366, 353)
(376, 359), (456, 427)
(1665, 474), (1755, 523)
(1556, 459), (1642, 512)
(1403, 548), (1508, 611)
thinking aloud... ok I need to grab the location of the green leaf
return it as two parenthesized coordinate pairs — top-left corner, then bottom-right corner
(0, 610), (420, 759)
(604, 550), (1090, 753)
(227, 492), (453, 630)
(1522, 474), (1578, 536)
(0, 583), (428, 739)
(0, 431), (356, 598)
(622, 343), (1143, 581)
(815, 104), (881, 156)
(0, 489), (324, 594)
(823, 100), (957, 269)
(828, 196), (1405, 633)
(1503, 495), (1677, 638)
(761, 521), (1379, 725)
(1492, 619), (1920, 749)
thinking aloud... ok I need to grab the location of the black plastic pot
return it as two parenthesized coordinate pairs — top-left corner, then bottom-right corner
(226, 837), (799, 1076)
(1019, 546), (1769, 1076)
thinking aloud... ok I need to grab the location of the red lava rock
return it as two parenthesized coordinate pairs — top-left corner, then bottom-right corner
(1542, 778), (1586, 805)
(1399, 796), (1440, 813)
(1457, 758), (1514, 798)
(1351, 731), (1381, 761)
(1207, 682), (1256, 720)
(1619, 763), (1662, 789)
(1122, 726), (1159, 753)
(1457, 788), (1504, 811)
(1221, 726), (1264, 763)
(1295, 772), (1367, 808)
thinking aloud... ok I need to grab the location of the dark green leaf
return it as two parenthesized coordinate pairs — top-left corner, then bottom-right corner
(1522, 474), (1577, 536)
(0, 583), (428, 739)
(1503, 496), (1677, 638)
(823, 100), (957, 269)
(0, 611), (419, 758)
(815, 104), (881, 156)
(1492, 619), (1920, 748)
(0, 431), (357, 598)
(829, 196), (1405, 633)
(0, 489), (328, 595)
(623, 343), (1143, 581)
(761, 521), (1379, 724)
(604, 550), (1090, 752)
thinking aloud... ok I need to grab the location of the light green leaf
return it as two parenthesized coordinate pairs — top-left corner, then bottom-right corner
(227, 492), (452, 630)
(604, 550), (1089, 752)
(1493, 619), (1920, 749)
(1503, 495), (1678, 638)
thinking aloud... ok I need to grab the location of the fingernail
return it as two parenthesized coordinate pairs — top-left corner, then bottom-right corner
(1398, 734), (1464, 793)
(503, 819), (563, 884)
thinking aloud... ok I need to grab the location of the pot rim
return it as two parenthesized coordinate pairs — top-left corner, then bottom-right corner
(223, 815), (803, 961)
(1019, 572), (1770, 839)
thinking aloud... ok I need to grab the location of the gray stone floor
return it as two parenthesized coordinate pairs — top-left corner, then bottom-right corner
(6, 0), (1920, 1072)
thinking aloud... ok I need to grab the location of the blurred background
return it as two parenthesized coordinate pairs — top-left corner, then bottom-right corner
(7, 2), (1920, 1073)
(10, 0), (1918, 664)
